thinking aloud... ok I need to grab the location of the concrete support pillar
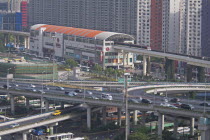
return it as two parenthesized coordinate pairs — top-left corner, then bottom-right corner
(146, 56), (151, 76)
(165, 58), (175, 81)
(10, 94), (15, 115)
(50, 126), (54, 135)
(158, 112), (164, 139)
(60, 102), (64, 109)
(117, 108), (122, 126)
(24, 37), (27, 49)
(87, 105), (91, 130)
(123, 51), (126, 69)
(143, 55), (147, 76)
(197, 66), (205, 82)
(173, 117), (178, 139)
(26, 98), (30, 111)
(186, 64), (193, 82)
(27, 37), (30, 49)
(45, 100), (49, 112)
(141, 111), (146, 126)
(133, 110), (138, 125)
(4, 34), (7, 46)
(22, 132), (27, 140)
(41, 99), (45, 108)
(102, 106), (107, 125)
(126, 110), (130, 136)
(17, 36), (19, 47)
(14, 36), (17, 48)
(190, 117), (195, 136)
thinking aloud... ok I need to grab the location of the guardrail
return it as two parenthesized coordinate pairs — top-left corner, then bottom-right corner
(1, 77), (210, 87)
(0, 112), (52, 127)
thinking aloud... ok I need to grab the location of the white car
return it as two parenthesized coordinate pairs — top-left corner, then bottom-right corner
(66, 91), (77, 96)
(39, 90), (45, 94)
(29, 84), (36, 88)
(160, 103), (178, 109)
(10, 123), (19, 128)
(56, 87), (64, 91)
(101, 93), (113, 100)
(28, 88), (37, 92)
(87, 91), (93, 95)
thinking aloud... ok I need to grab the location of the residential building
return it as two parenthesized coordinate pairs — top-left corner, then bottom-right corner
(179, 0), (210, 57)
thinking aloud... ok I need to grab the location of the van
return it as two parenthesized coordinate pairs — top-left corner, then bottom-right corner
(101, 93), (113, 100)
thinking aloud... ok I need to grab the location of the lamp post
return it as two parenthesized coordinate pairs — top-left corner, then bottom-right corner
(124, 72), (130, 140)
(204, 78), (207, 114)
(52, 36), (56, 86)
(41, 71), (45, 114)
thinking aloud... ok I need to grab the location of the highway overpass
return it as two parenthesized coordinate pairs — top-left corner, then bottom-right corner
(114, 45), (210, 68)
(0, 89), (210, 119)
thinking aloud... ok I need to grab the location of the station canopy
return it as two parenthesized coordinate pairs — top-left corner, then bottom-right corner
(31, 24), (134, 41)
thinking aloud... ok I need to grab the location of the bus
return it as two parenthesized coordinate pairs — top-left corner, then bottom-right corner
(45, 132), (84, 140)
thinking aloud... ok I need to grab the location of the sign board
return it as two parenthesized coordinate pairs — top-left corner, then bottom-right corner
(7, 74), (13, 79)
(118, 78), (131, 83)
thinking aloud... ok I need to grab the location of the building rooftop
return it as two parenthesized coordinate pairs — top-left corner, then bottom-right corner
(31, 24), (134, 41)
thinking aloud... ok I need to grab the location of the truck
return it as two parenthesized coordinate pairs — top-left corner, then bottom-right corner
(31, 126), (46, 135)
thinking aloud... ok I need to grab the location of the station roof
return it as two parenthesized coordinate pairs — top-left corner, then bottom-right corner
(31, 24), (134, 41)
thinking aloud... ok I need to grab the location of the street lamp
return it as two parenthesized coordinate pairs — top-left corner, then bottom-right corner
(51, 36), (56, 86)
(41, 71), (45, 114)
(204, 78), (207, 114)
(124, 72), (130, 140)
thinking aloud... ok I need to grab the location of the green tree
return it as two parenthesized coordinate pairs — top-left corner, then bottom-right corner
(93, 64), (103, 73)
(0, 33), (6, 52)
(137, 55), (143, 60)
(128, 132), (150, 140)
(189, 91), (196, 99)
(65, 58), (78, 68)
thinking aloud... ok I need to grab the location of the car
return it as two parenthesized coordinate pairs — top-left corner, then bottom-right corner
(199, 102), (210, 107)
(3, 85), (12, 89)
(173, 102), (182, 107)
(160, 103), (178, 108)
(128, 99), (139, 103)
(28, 88), (37, 92)
(65, 91), (77, 96)
(170, 98), (180, 103)
(101, 93), (113, 100)
(74, 89), (83, 93)
(88, 96), (99, 100)
(43, 86), (49, 90)
(12, 84), (19, 87)
(161, 97), (168, 103)
(180, 104), (194, 110)
(10, 123), (19, 128)
(56, 86), (64, 91)
(141, 99), (152, 104)
(29, 84), (36, 88)
(52, 110), (61, 116)
(38, 90), (45, 94)
(86, 91), (93, 95)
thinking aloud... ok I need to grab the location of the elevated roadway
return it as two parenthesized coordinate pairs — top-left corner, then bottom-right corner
(114, 45), (210, 68)
(0, 107), (101, 136)
(0, 30), (29, 37)
(0, 89), (210, 119)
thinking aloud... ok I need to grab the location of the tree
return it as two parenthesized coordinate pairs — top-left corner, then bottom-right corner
(128, 132), (150, 140)
(65, 58), (78, 68)
(93, 64), (103, 73)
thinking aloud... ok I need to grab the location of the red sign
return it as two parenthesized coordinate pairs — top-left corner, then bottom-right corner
(106, 47), (110, 51)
